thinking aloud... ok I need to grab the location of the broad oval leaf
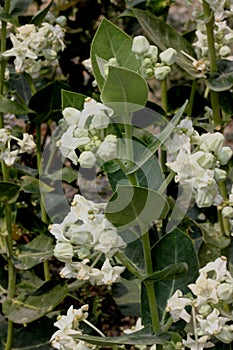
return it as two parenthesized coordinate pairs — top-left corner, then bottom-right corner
(101, 66), (148, 118)
(90, 17), (140, 90)
(0, 95), (30, 115)
(207, 59), (233, 91)
(14, 233), (55, 270)
(0, 182), (20, 203)
(106, 185), (169, 230)
(132, 8), (203, 78)
(2, 281), (68, 324)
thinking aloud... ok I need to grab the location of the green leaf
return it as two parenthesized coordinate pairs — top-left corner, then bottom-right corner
(90, 17), (140, 90)
(106, 185), (169, 230)
(61, 89), (86, 110)
(14, 233), (55, 270)
(0, 95), (30, 115)
(112, 278), (140, 316)
(101, 66), (148, 118)
(0, 182), (20, 203)
(75, 331), (170, 346)
(28, 80), (70, 125)
(30, 0), (53, 26)
(152, 228), (199, 322)
(127, 101), (188, 174)
(132, 8), (202, 78)
(144, 262), (188, 281)
(16, 208), (48, 235)
(207, 59), (233, 92)
(0, 12), (19, 26)
(9, 0), (33, 16)
(21, 175), (54, 195)
(11, 317), (55, 350)
(2, 281), (68, 324)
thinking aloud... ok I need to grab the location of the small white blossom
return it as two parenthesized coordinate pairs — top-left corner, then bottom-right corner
(166, 289), (192, 322)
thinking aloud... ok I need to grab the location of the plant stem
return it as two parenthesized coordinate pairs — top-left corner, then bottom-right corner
(187, 79), (197, 118)
(35, 124), (50, 281)
(115, 251), (144, 280)
(202, 0), (221, 127)
(161, 79), (168, 114)
(141, 230), (160, 333)
(0, 2), (17, 349)
(124, 123), (138, 186)
(218, 181), (231, 237)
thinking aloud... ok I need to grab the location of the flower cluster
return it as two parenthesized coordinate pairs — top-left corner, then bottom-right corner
(165, 118), (232, 207)
(3, 21), (65, 78)
(50, 304), (96, 350)
(0, 128), (36, 166)
(49, 194), (126, 285)
(166, 256), (233, 349)
(57, 98), (117, 168)
(131, 35), (177, 80)
(193, 1), (233, 63)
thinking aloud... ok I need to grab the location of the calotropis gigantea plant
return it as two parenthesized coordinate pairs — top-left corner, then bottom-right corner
(0, 1), (233, 350)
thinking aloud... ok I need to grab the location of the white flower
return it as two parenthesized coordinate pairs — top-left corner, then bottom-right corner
(17, 133), (36, 153)
(166, 289), (192, 323)
(100, 258), (125, 285)
(182, 334), (214, 350)
(3, 34), (37, 72)
(94, 229), (126, 256)
(196, 309), (228, 336)
(0, 149), (19, 166)
(78, 151), (96, 168)
(0, 128), (10, 148)
(188, 272), (219, 306)
(215, 146), (233, 165)
(199, 256), (230, 282)
(124, 317), (144, 334)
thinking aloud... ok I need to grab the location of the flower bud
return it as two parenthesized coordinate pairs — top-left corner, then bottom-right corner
(199, 132), (224, 154)
(132, 35), (150, 55)
(147, 45), (158, 62)
(196, 152), (215, 169)
(219, 45), (231, 57)
(78, 151), (96, 168)
(97, 140), (117, 162)
(54, 242), (73, 262)
(55, 16), (67, 27)
(214, 168), (226, 181)
(222, 206), (233, 219)
(217, 282), (233, 302)
(154, 65), (171, 80)
(43, 49), (57, 60)
(216, 325), (233, 343)
(159, 48), (177, 65)
(62, 107), (81, 126)
(90, 113), (110, 130)
(215, 146), (232, 165)
(198, 304), (212, 317)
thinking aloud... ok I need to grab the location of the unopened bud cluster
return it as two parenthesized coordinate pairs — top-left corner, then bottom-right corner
(166, 256), (233, 349)
(131, 35), (177, 80)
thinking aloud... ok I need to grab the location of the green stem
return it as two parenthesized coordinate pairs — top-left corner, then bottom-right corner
(161, 79), (168, 114)
(141, 230), (160, 333)
(36, 125), (50, 281)
(115, 251), (144, 280)
(187, 79), (197, 118)
(202, 0), (221, 127)
(218, 181), (231, 237)
(124, 123), (138, 186)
